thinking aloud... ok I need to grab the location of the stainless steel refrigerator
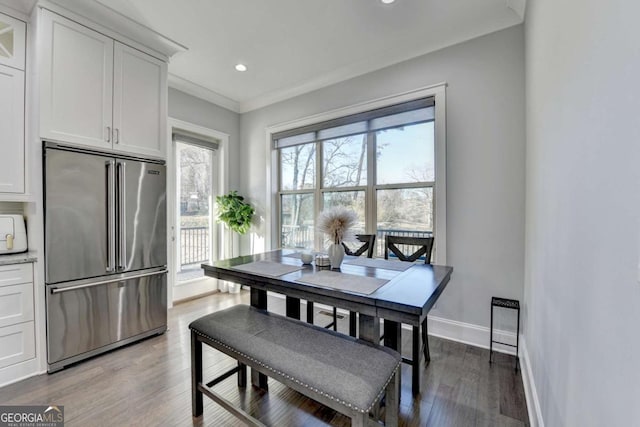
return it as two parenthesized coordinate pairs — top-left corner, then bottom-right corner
(44, 142), (167, 372)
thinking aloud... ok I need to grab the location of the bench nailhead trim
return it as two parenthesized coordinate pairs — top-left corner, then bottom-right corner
(191, 328), (400, 414)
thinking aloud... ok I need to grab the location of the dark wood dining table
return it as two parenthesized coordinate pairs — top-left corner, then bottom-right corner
(201, 249), (453, 396)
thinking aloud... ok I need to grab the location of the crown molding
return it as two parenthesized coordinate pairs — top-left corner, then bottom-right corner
(168, 74), (240, 113)
(0, 0), (36, 20)
(40, 0), (187, 59)
(506, 0), (526, 21)
(238, 21), (522, 113)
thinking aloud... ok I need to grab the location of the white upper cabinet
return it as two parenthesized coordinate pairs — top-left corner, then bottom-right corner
(40, 10), (114, 149)
(0, 12), (26, 71)
(113, 42), (166, 158)
(0, 64), (25, 194)
(40, 10), (167, 158)
(0, 11), (26, 196)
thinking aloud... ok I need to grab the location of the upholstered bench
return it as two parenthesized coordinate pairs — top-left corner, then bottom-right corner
(190, 305), (401, 426)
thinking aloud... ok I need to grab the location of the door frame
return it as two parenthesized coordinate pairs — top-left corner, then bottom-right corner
(167, 118), (229, 306)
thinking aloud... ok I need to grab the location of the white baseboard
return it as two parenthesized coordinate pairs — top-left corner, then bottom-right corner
(172, 277), (220, 302)
(426, 314), (518, 355)
(268, 292), (517, 355)
(520, 338), (544, 427)
(0, 358), (44, 388)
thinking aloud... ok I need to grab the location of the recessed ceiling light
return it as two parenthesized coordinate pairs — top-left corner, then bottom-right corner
(235, 64), (247, 72)
(381, 0), (395, 4)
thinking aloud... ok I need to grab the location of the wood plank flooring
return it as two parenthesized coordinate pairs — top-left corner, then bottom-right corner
(0, 291), (529, 426)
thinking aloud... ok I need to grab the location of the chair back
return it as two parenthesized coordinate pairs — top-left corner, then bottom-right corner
(342, 234), (376, 258)
(384, 235), (434, 264)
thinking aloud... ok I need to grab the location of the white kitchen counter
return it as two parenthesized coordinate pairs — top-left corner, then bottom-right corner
(0, 252), (37, 265)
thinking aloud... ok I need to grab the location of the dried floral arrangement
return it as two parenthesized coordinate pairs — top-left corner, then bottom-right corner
(317, 206), (358, 244)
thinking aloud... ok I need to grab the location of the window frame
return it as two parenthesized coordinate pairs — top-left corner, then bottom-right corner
(266, 84), (447, 264)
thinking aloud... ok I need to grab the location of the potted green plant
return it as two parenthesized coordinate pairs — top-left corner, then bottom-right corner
(215, 191), (255, 293)
(216, 190), (255, 236)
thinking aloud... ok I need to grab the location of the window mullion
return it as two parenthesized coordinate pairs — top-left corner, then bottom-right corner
(315, 140), (322, 251)
(366, 129), (376, 237)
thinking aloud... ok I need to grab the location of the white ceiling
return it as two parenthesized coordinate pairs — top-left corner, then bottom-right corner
(6, 0), (525, 112)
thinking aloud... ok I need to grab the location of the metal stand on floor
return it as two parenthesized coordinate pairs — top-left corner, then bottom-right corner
(489, 297), (520, 371)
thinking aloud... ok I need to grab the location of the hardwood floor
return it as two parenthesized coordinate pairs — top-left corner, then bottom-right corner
(0, 291), (529, 426)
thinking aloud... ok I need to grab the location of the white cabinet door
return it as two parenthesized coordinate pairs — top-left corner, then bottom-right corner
(113, 42), (166, 158)
(40, 10), (114, 149)
(0, 64), (24, 194)
(0, 321), (35, 369)
(0, 12), (26, 71)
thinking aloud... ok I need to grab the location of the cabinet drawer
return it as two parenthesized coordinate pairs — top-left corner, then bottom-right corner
(0, 264), (32, 287)
(0, 321), (35, 369)
(0, 283), (33, 328)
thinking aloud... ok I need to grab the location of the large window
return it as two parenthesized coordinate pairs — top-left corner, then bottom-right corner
(275, 96), (442, 258)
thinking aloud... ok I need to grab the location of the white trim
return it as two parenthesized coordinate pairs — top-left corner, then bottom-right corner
(264, 84), (447, 262)
(426, 314), (518, 355)
(237, 21), (522, 113)
(0, 358), (43, 388)
(0, 2), (34, 21)
(266, 292), (516, 355)
(520, 338), (544, 427)
(36, 0), (182, 61)
(172, 277), (219, 302)
(506, 0), (527, 21)
(168, 73), (240, 113)
(167, 118), (230, 303)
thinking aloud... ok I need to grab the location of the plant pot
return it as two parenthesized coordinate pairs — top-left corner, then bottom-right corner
(327, 243), (345, 270)
(218, 280), (229, 293)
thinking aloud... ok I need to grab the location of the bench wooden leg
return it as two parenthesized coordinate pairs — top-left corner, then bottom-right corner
(238, 362), (247, 387)
(385, 370), (400, 427)
(191, 331), (203, 417)
(358, 313), (380, 344)
(350, 412), (368, 427)
(250, 288), (269, 390)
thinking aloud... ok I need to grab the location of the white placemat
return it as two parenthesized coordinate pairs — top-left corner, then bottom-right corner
(343, 257), (414, 271)
(295, 270), (389, 295)
(231, 260), (303, 277)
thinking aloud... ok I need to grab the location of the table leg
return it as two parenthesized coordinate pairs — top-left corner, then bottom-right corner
(349, 312), (357, 337)
(412, 325), (422, 396)
(250, 288), (268, 389)
(383, 320), (402, 396)
(358, 313), (380, 344)
(306, 301), (314, 324)
(286, 296), (301, 320)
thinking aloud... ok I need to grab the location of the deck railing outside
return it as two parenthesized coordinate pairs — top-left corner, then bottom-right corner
(282, 226), (432, 258)
(180, 226), (209, 266)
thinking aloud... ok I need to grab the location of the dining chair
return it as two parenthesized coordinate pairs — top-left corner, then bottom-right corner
(308, 234), (376, 336)
(340, 234), (376, 336)
(342, 233), (376, 259)
(384, 235), (435, 376)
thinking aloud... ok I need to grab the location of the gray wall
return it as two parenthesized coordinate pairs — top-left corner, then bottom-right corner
(524, 0), (640, 425)
(168, 87), (241, 191)
(240, 25), (526, 328)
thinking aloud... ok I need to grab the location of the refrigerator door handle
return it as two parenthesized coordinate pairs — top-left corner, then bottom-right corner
(106, 160), (116, 272)
(49, 269), (168, 294)
(118, 161), (127, 270)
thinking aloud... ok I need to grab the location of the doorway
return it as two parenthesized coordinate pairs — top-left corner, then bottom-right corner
(168, 119), (229, 303)
(176, 141), (216, 283)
